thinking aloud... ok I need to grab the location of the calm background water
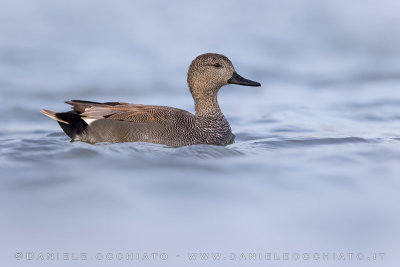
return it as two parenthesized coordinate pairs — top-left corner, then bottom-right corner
(1, 1), (400, 266)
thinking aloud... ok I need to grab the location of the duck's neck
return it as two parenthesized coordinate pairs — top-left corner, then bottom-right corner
(192, 88), (223, 117)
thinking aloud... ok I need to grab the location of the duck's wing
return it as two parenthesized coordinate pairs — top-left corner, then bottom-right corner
(65, 100), (128, 113)
(66, 100), (193, 124)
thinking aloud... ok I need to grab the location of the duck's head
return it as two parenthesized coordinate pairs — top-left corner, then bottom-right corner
(187, 53), (261, 98)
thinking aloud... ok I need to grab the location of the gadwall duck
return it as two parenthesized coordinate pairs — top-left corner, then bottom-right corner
(41, 53), (261, 146)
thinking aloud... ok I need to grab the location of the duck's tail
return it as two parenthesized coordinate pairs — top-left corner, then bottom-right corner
(41, 109), (88, 139)
(41, 109), (69, 124)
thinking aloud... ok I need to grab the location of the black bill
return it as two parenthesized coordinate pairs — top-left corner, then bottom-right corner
(227, 72), (261, 87)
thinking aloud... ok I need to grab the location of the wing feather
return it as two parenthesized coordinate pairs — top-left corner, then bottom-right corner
(66, 100), (192, 124)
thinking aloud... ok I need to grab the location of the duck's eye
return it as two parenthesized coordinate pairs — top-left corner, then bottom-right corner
(213, 63), (221, 68)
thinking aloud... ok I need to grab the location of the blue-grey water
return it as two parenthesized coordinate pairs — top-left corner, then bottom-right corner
(1, 1), (400, 266)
